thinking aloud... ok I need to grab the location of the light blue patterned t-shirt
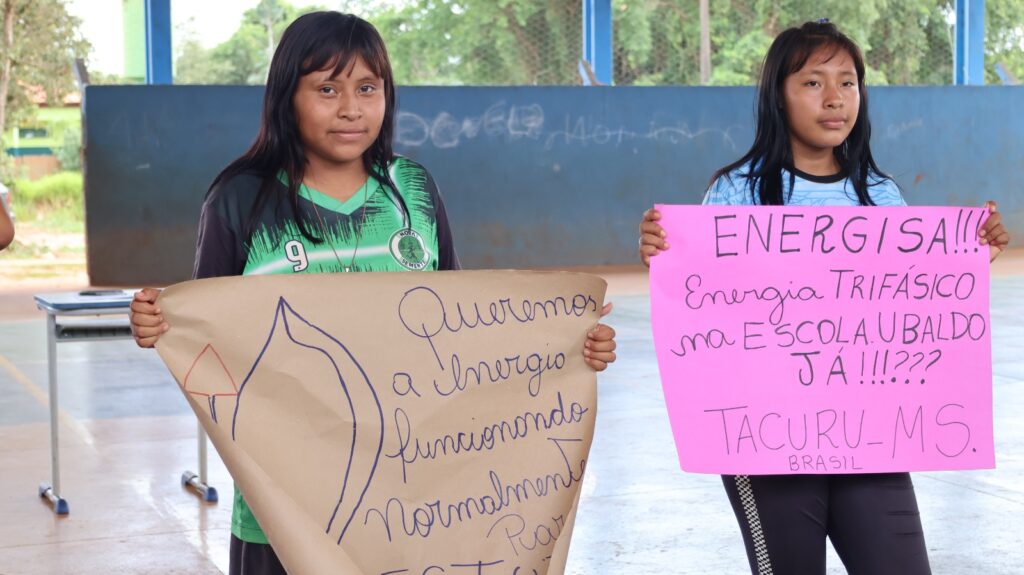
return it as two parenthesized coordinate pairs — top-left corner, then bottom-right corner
(702, 165), (906, 207)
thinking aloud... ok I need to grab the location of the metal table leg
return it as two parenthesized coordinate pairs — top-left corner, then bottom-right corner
(182, 420), (218, 502)
(38, 313), (69, 515)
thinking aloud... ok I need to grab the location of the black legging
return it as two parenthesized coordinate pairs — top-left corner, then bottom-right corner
(722, 473), (932, 575)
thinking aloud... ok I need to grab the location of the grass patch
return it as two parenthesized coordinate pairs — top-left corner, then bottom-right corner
(9, 171), (84, 234)
(0, 172), (86, 285)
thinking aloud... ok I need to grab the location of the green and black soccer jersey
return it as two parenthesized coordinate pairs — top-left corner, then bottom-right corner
(194, 156), (459, 279)
(191, 156), (459, 544)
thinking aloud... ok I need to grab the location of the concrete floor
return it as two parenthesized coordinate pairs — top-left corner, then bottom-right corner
(0, 265), (1021, 574)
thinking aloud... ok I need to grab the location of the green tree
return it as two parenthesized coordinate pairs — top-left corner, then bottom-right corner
(174, 0), (1023, 87)
(366, 0), (953, 86)
(55, 125), (81, 171)
(174, 0), (325, 85)
(0, 0), (89, 147)
(613, 0), (1021, 86)
(612, 0), (956, 86)
(373, 0), (583, 86)
(986, 0), (1024, 84)
(173, 19), (235, 84)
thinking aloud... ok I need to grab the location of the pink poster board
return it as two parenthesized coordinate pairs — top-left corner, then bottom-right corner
(650, 205), (994, 474)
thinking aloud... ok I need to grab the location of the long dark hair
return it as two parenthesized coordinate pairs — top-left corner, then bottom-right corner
(210, 11), (398, 242)
(712, 21), (891, 206)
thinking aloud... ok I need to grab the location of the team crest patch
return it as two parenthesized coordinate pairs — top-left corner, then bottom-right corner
(389, 229), (430, 270)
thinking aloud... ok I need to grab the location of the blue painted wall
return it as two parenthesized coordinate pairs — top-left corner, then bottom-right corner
(83, 85), (1023, 285)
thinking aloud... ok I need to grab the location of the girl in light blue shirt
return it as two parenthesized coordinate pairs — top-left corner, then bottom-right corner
(639, 20), (1009, 575)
